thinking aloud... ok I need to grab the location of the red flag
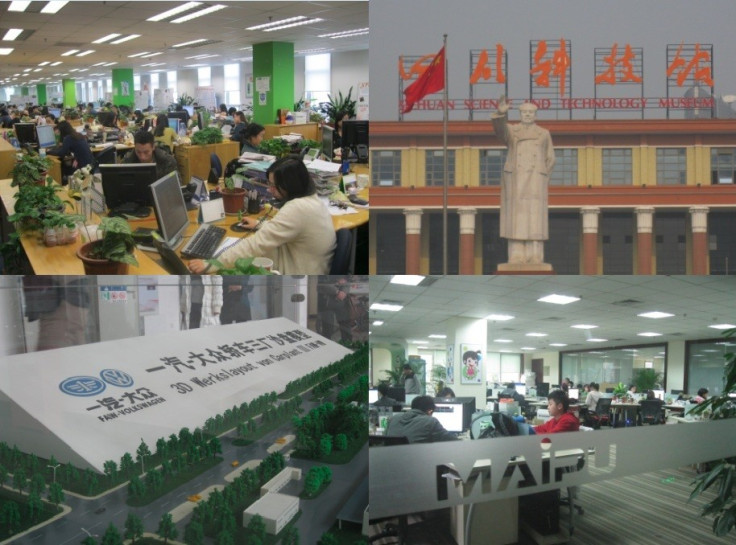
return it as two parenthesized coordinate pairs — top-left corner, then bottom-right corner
(402, 46), (445, 114)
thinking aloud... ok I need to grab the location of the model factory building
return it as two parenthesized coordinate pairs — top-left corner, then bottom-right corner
(244, 467), (302, 534)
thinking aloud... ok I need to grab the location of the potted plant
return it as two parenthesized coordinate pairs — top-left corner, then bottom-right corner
(76, 216), (138, 274)
(10, 154), (53, 187)
(205, 256), (271, 275)
(632, 368), (663, 393)
(8, 178), (68, 232)
(41, 209), (84, 247)
(259, 138), (291, 158)
(221, 177), (246, 215)
(319, 87), (357, 123)
(612, 382), (629, 401)
(191, 126), (223, 146)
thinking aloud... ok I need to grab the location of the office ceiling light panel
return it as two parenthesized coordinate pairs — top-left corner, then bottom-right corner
(538, 294), (581, 305)
(264, 18), (324, 32)
(60, 49), (79, 56)
(140, 52), (163, 58)
(638, 332), (662, 337)
(76, 50), (95, 57)
(8, 1), (31, 12)
(526, 332), (547, 337)
(37, 61), (50, 66)
(3, 29), (24, 41)
(109, 34), (141, 45)
(0, 48), (14, 55)
(171, 4), (226, 23)
(147, 2), (202, 22)
(571, 324), (598, 329)
(428, 334), (446, 339)
(709, 324), (736, 330)
(40, 1), (68, 14)
(485, 314), (514, 321)
(390, 275), (425, 286)
(247, 16), (306, 31)
(128, 52), (150, 58)
(638, 311), (675, 319)
(92, 33), (121, 44)
(372, 320), (384, 326)
(370, 302), (403, 312)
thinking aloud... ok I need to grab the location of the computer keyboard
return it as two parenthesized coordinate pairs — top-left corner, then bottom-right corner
(180, 224), (227, 259)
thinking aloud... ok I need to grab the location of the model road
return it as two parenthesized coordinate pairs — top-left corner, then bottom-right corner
(11, 393), (367, 544)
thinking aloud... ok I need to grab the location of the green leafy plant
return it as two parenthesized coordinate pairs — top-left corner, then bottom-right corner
(319, 87), (357, 123)
(87, 216), (138, 266)
(190, 126), (223, 145)
(300, 138), (320, 151)
(10, 154), (53, 187)
(632, 368), (663, 392)
(294, 98), (306, 112)
(8, 179), (68, 231)
(259, 138), (291, 158)
(431, 365), (447, 396)
(612, 382), (629, 397)
(223, 176), (236, 190)
(688, 328), (736, 536)
(205, 257), (271, 275)
(177, 93), (195, 106)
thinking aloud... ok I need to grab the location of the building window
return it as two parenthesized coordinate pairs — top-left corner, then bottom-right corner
(167, 70), (177, 101)
(601, 212), (634, 274)
(224, 63), (240, 106)
(602, 148), (632, 185)
(479, 149), (506, 186)
(425, 150), (455, 186)
(197, 66), (211, 87)
(654, 212), (686, 274)
(133, 75), (140, 92)
(371, 150), (401, 187)
(550, 148), (578, 186)
(149, 72), (159, 91)
(656, 148), (686, 185)
(710, 148), (736, 184)
(305, 53), (331, 107)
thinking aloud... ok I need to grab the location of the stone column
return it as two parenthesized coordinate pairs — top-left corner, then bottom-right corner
(458, 207), (477, 275)
(690, 206), (709, 275)
(404, 208), (423, 274)
(635, 207), (655, 275)
(581, 207), (600, 275)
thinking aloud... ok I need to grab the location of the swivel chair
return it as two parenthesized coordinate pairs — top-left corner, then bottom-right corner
(209, 153), (222, 185)
(329, 228), (353, 274)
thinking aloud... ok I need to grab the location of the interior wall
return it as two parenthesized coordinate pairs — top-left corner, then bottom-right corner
(331, 50), (369, 100)
(667, 340), (686, 392)
(177, 69), (198, 101)
(525, 351), (560, 385)
(372, 347), (392, 385)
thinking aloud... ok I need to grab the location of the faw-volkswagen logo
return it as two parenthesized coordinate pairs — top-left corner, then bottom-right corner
(59, 376), (106, 397)
(100, 369), (134, 388)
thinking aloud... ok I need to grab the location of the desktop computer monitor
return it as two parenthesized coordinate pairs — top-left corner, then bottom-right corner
(183, 105), (194, 116)
(15, 123), (37, 147)
(150, 170), (189, 248)
(653, 390), (665, 401)
(536, 382), (550, 397)
(36, 124), (56, 149)
(434, 396), (476, 432)
(48, 107), (61, 118)
(167, 117), (180, 133)
(515, 383), (527, 397)
(321, 125), (334, 161)
(368, 389), (379, 404)
(169, 110), (188, 129)
(341, 120), (369, 162)
(433, 403), (464, 433)
(568, 388), (580, 400)
(100, 163), (158, 215)
(386, 386), (405, 404)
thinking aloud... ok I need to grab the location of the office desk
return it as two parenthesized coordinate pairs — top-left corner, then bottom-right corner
(610, 402), (641, 427)
(0, 177), (368, 275)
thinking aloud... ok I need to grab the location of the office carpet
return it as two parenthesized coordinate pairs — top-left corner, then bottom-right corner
(368, 465), (735, 544)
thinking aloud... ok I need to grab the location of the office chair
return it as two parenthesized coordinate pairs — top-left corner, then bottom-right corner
(329, 228), (353, 274)
(640, 399), (665, 425)
(209, 153), (222, 185)
(95, 146), (116, 167)
(589, 397), (612, 429)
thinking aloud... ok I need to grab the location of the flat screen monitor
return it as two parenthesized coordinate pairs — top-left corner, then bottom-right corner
(568, 388), (580, 400)
(183, 105), (194, 116)
(670, 389), (684, 395)
(405, 394), (418, 406)
(515, 383), (527, 397)
(36, 124), (56, 148)
(100, 163), (158, 214)
(169, 110), (188, 128)
(386, 386), (405, 403)
(653, 389), (665, 401)
(150, 170), (189, 248)
(537, 382), (550, 397)
(342, 119), (369, 149)
(433, 403), (463, 433)
(368, 389), (378, 404)
(167, 118), (180, 133)
(15, 123), (37, 146)
(321, 125), (334, 161)
(48, 108), (61, 118)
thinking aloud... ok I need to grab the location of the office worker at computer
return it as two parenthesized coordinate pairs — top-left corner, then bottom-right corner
(240, 123), (266, 154)
(153, 114), (177, 153)
(693, 388), (709, 404)
(47, 121), (95, 176)
(188, 156), (336, 275)
(534, 390), (580, 434)
(229, 111), (248, 144)
(0, 109), (12, 128)
(585, 383), (602, 412)
(437, 387), (455, 398)
(500, 382), (525, 403)
(122, 130), (178, 181)
(385, 395), (459, 443)
(332, 110), (349, 150)
(374, 383), (399, 407)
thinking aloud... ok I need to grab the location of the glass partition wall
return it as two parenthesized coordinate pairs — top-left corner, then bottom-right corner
(687, 338), (736, 396)
(560, 343), (667, 391)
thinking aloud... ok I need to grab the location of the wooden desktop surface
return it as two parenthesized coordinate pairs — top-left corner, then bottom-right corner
(0, 162), (369, 275)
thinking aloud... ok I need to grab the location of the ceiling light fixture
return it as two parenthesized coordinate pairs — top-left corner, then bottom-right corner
(638, 311), (675, 319)
(709, 324), (736, 330)
(587, 338), (608, 343)
(91, 62), (107, 67)
(370, 302), (403, 312)
(520, 347), (536, 351)
(76, 50), (95, 57)
(247, 16), (306, 31)
(638, 332), (662, 337)
(110, 34), (141, 45)
(571, 324), (598, 329)
(263, 18), (323, 32)
(3, 29), (23, 41)
(172, 39), (207, 48)
(372, 320), (384, 326)
(38, 61), (50, 66)
(493, 339), (512, 343)
(428, 334), (447, 339)
(92, 33), (122, 44)
(140, 52), (163, 58)
(0, 48), (15, 55)
(128, 52), (151, 58)
(147, 2), (202, 22)
(40, 1), (68, 14)
(485, 314), (514, 321)
(538, 294), (581, 305)
(526, 332), (548, 337)
(102, 62), (117, 67)
(550, 343), (568, 347)
(8, 1), (31, 12)
(50, 61), (62, 66)
(319, 28), (370, 38)
(61, 49), (79, 56)
(171, 4), (226, 23)
(390, 275), (425, 286)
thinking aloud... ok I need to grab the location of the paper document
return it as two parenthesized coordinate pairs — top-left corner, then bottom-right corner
(307, 159), (342, 173)
(239, 152), (276, 163)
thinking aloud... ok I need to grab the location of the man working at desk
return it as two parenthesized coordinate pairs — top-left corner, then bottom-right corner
(122, 130), (178, 180)
(385, 395), (459, 443)
(534, 390), (580, 434)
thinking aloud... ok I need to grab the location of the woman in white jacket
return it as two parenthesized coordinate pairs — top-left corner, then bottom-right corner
(188, 157), (336, 275)
(180, 275), (223, 328)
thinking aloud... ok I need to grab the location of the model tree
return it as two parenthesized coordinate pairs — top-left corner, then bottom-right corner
(319, 434), (333, 458)
(103, 460), (118, 482)
(136, 440), (152, 472)
(128, 474), (146, 499)
(101, 522), (123, 545)
(246, 514), (266, 542)
(13, 467), (27, 495)
(318, 532), (339, 545)
(119, 452), (135, 476)
(157, 513), (178, 544)
(124, 513), (144, 544)
(48, 482), (65, 507)
(216, 529), (235, 545)
(0, 464), (7, 488)
(156, 437), (169, 459)
(27, 491), (43, 521)
(0, 501), (21, 533)
(334, 433), (348, 451)
(183, 518), (204, 545)
(283, 526), (300, 545)
(81, 537), (97, 545)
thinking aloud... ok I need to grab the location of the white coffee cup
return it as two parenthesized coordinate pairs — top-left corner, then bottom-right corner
(357, 174), (369, 189)
(252, 257), (273, 271)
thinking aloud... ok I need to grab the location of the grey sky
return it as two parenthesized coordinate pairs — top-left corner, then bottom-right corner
(369, 0), (736, 120)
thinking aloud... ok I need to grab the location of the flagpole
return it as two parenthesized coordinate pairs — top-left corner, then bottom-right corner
(442, 33), (448, 276)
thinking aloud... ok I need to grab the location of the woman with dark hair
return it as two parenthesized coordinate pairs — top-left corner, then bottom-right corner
(47, 120), (95, 176)
(230, 111), (247, 143)
(153, 114), (177, 152)
(240, 122), (265, 154)
(333, 110), (349, 149)
(188, 156), (336, 274)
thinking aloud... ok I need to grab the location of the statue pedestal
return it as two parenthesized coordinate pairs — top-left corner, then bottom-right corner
(495, 262), (554, 275)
